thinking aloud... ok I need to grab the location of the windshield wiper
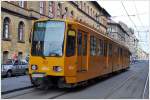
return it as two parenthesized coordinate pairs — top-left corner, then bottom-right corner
(49, 52), (60, 56)
(40, 53), (46, 59)
(49, 49), (61, 56)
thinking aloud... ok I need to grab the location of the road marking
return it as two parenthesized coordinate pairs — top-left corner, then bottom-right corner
(48, 91), (69, 99)
(2, 85), (34, 95)
(142, 73), (149, 99)
(104, 72), (137, 98)
(104, 63), (148, 99)
(3, 88), (35, 99)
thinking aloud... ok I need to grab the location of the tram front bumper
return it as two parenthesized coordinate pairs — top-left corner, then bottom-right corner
(31, 73), (53, 87)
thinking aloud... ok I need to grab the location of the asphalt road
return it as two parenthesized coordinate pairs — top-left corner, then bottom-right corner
(1, 60), (149, 99)
(1, 75), (32, 93)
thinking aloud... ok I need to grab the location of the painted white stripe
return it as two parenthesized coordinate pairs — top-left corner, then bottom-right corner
(142, 73), (149, 99)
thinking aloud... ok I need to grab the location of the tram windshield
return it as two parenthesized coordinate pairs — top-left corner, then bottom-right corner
(31, 21), (65, 57)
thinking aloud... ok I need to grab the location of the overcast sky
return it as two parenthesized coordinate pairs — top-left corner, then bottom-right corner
(98, 0), (150, 53)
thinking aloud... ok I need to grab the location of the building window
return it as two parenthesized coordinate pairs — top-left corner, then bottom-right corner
(79, 1), (82, 9)
(84, 3), (86, 12)
(63, 7), (69, 19)
(93, 11), (95, 19)
(48, 1), (54, 18)
(18, 21), (24, 42)
(75, 1), (78, 5)
(96, 13), (98, 21)
(18, 1), (24, 7)
(18, 52), (23, 61)
(3, 17), (10, 39)
(40, 1), (44, 14)
(57, 2), (62, 18)
(90, 8), (92, 17)
(3, 51), (9, 64)
(70, 10), (74, 19)
(87, 6), (89, 14)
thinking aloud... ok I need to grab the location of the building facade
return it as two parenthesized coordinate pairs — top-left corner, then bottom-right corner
(1, 1), (110, 63)
(137, 48), (149, 61)
(107, 19), (139, 61)
(107, 20), (128, 45)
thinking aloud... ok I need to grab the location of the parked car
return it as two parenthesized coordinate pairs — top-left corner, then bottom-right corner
(1, 59), (29, 77)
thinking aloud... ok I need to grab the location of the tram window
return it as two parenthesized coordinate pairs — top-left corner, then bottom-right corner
(100, 39), (104, 55)
(118, 47), (123, 56)
(97, 39), (102, 56)
(90, 36), (93, 56)
(109, 44), (112, 56)
(120, 48), (123, 56)
(104, 42), (107, 56)
(83, 34), (87, 56)
(66, 30), (76, 57)
(90, 35), (96, 56)
(77, 32), (82, 56)
(97, 39), (100, 56)
(94, 37), (97, 55)
(118, 47), (120, 56)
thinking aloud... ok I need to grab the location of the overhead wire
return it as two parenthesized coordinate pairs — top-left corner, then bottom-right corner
(133, 0), (145, 41)
(133, 0), (149, 48)
(133, 0), (144, 28)
(120, 1), (139, 36)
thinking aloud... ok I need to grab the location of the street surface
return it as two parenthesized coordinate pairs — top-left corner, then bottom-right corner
(1, 60), (149, 99)
(1, 75), (32, 93)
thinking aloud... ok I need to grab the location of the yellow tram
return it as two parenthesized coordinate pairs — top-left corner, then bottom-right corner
(29, 19), (130, 88)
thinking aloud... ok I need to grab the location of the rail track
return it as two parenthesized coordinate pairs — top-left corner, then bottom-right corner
(142, 73), (149, 99)
(104, 65), (148, 99)
(1, 86), (34, 95)
(1, 69), (130, 99)
(2, 62), (148, 99)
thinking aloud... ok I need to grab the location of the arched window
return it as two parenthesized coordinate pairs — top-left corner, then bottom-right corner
(18, 52), (23, 61)
(87, 6), (89, 14)
(57, 2), (62, 18)
(48, 1), (54, 18)
(70, 10), (74, 19)
(79, 1), (82, 9)
(63, 7), (68, 19)
(90, 8), (92, 17)
(40, 1), (44, 14)
(84, 3), (86, 11)
(93, 11), (95, 18)
(18, 21), (24, 41)
(3, 17), (10, 39)
(3, 51), (9, 64)
(18, 1), (24, 7)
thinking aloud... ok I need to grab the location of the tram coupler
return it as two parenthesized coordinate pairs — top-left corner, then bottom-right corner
(32, 77), (52, 89)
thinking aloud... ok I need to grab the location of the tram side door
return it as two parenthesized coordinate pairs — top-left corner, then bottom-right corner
(77, 31), (88, 72)
(65, 28), (77, 76)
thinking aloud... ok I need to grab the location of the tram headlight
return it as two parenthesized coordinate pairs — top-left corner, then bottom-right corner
(31, 65), (37, 70)
(53, 66), (62, 72)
